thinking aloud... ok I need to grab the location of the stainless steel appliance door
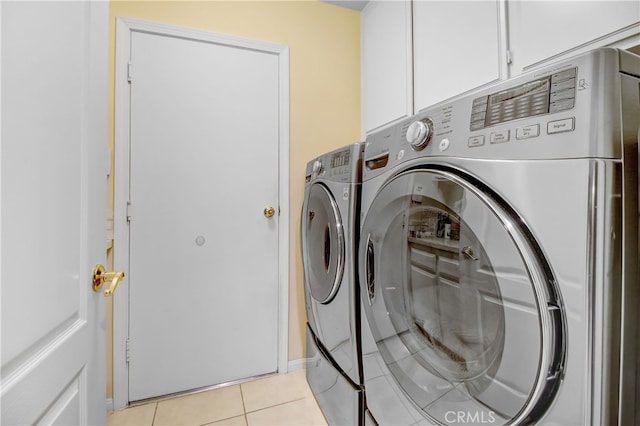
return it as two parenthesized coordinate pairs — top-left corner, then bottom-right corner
(359, 165), (565, 425)
(302, 182), (345, 304)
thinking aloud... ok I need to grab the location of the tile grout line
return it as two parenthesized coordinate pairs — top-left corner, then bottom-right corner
(239, 383), (249, 425)
(244, 395), (310, 415)
(151, 402), (159, 426)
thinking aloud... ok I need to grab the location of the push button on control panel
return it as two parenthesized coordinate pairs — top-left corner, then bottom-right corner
(490, 130), (510, 144)
(516, 124), (540, 140)
(549, 68), (576, 113)
(468, 135), (485, 147)
(547, 117), (575, 134)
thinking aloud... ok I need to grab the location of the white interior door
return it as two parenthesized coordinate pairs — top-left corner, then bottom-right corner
(124, 27), (282, 401)
(1, 1), (108, 424)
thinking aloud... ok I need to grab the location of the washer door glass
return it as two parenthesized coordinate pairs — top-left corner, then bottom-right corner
(303, 182), (345, 304)
(360, 167), (565, 425)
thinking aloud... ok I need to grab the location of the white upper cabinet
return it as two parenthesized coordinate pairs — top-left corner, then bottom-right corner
(507, 0), (640, 74)
(361, 0), (413, 134)
(413, 0), (506, 112)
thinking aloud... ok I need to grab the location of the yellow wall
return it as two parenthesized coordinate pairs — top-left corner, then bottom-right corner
(106, 0), (361, 397)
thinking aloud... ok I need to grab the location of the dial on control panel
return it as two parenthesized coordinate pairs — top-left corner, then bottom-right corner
(406, 117), (434, 150)
(312, 160), (323, 175)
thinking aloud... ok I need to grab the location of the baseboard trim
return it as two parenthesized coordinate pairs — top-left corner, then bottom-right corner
(106, 397), (114, 413)
(287, 358), (307, 372)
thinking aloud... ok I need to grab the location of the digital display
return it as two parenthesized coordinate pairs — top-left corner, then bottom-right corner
(470, 67), (576, 131)
(330, 149), (351, 168)
(483, 77), (551, 127)
(488, 77), (550, 105)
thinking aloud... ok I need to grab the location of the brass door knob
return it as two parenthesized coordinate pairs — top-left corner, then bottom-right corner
(264, 206), (276, 218)
(92, 264), (125, 297)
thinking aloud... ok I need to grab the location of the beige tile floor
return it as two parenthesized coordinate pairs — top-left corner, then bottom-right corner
(107, 370), (328, 426)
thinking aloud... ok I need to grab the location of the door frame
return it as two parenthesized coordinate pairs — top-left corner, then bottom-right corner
(112, 17), (290, 410)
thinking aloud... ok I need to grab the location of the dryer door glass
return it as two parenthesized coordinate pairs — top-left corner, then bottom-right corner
(303, 183), (345, 304)
(359, 167), (565, 425)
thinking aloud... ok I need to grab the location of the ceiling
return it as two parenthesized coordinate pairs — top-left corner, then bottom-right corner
(322, 0), (369, 11)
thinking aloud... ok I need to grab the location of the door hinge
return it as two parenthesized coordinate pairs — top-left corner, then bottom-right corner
(126, 201), (132, 222)
(126, 338), (131, 363)
(506, 50), (513, 65)
(127, 62), (133, 83)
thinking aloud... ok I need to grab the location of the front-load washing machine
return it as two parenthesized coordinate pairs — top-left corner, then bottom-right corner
(302, 143), (365, 425)
(359, 48), (640, 425)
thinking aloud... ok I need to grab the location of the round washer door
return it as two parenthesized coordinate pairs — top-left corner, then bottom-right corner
(360, 166), (565, 425)
(302, 182), (345, 304)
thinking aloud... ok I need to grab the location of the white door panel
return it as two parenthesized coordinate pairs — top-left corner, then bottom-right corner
(1, 1), (108, 424)
(127, 31), (280, 400)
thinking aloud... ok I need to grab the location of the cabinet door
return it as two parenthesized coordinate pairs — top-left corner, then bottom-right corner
(413, 0), (504, 112)
(507, 0), (640, 74)
(362, 0), (413, 134)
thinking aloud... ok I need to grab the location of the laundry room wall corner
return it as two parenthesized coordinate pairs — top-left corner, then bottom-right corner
(106, 0), (361, 402)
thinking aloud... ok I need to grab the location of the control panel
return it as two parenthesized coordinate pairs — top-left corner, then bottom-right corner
(470, 68), (576, 131)
(307, 145), (360, 183)
(398, 66), (579, 155)
(330, 148), (351, 168)
(325, 148), (352, 179)
(364, 48), (637, 171)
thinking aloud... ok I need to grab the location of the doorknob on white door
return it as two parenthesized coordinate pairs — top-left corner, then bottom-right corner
(264, 206), (276, 218)
(92, 264), (125, 297)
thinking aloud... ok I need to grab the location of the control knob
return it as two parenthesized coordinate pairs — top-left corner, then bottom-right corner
(406, 117), (434, 150)
(312, 160), (323, 175)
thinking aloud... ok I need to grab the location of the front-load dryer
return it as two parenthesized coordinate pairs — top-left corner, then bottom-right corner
(302, 143), (365, 425)
(359, 48), (640, 425)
